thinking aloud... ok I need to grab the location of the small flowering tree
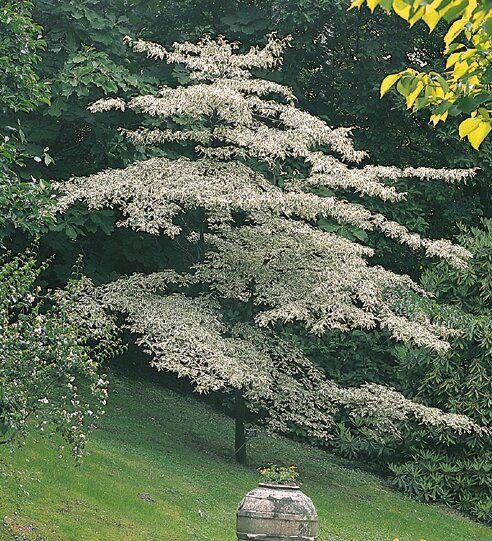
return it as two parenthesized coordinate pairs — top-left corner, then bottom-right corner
(58, 34), (487, 463)
(0, 251), (119, 458)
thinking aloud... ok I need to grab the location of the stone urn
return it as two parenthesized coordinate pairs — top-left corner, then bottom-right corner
(236, 483), (318, 540)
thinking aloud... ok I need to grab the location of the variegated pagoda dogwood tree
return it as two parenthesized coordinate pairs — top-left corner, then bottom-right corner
(57, 34), (487, 464)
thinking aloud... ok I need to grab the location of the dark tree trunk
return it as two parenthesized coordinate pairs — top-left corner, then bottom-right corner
(234, 389), (247, 465)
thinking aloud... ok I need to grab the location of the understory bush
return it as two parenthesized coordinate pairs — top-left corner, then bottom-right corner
(327, 220), (492, 522)
(332, 420), (491, 523)
(0, 251), (120, 458)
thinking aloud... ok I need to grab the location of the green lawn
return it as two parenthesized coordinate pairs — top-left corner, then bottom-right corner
(0, 373), (490, 541)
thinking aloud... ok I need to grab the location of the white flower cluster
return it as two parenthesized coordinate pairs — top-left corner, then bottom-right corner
(98, 274), (486, 438)
(124, 33), (292, 80)
(88, 97), (126, 113)
(329, 382), (486, 436)
(98, 274), (272, 395)
(56, 34), (481, 439)
(57, 155), (471, 267)
(76, 34), (473, 268)
(196, 217), (456, 350)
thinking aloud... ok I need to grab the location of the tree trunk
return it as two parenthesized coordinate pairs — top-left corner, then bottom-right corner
(234, 389), (247, 465)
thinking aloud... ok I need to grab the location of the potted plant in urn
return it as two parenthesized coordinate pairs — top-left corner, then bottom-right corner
(236, 464), (318, 540)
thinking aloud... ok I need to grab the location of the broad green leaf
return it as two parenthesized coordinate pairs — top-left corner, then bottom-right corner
(440, 0), (468, 23)
(396, 72), (418, 95)
(65, 225), (78, 240)
(456, 96), (479, 114)
(408, 6), (425, 27)
(446, 42), (466, 53)
(413, 95), (431, 111)
(380, 72), (403, 97)
(484, 64), (492, 83)
(352, 229), (369, 242)
(435, 73), (450, 93)
(484, 16), (492, 36)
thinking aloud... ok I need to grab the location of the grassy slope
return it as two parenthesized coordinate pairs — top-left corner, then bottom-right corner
(0, 374), (490, 541)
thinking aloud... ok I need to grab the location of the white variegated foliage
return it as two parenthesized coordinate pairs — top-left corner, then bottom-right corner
(57, 34), (486, 438)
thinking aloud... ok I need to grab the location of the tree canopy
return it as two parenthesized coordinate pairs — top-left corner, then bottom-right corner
(352, 0), (492, 149)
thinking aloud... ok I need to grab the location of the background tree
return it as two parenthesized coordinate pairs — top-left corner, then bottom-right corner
(0, 0), (119, 457)
(0, 0), (52, 239)
(0, 0), (49, 113)
(352, 0), (492, 149)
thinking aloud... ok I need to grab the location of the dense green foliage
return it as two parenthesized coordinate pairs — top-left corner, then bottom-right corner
(1, 0), (490, 525)
(1, 373), (490, 541)
(0, 1), (49, 113)
(0, 0), (53, 238)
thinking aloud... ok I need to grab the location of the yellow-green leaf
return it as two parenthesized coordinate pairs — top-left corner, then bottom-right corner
(467, 121), (491, 150)
(444, 18), (466, 45)
(440, 0), (467, 22)
(349, 0), (365, 9)
(453, 60), (470, 79)
(461, 48), (477, 60)
(430, 111), (449, 125)
(409, 6), (425, 27)
(393, 0), (411, 20)
(458, 116), (481, 138)
(379, 0), (393, 9)
(423, 6), (441, 31)
(367, 0), (380, 11)
(406, 80), (424, 108)
(464, 0), (478, 20)
(446, 52), (461, 68)
(380, 72), (403, 97)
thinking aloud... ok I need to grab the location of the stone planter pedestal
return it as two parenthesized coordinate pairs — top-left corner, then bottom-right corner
(236, 483), (318, 540)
